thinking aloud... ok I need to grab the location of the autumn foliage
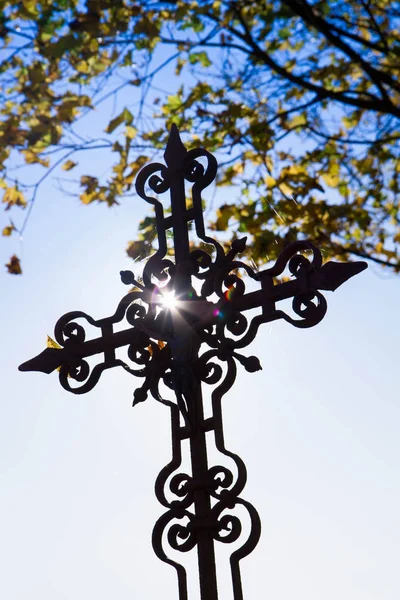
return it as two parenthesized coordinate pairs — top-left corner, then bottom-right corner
(1, 1), (400, 273)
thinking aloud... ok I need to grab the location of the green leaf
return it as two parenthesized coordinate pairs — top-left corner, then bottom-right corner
(105, 108), (133, 133)
(45, 34), (81, 59)
(288, 113), (308, 128)
(214, 204), (236, 230)
(188, 51), (212, 67)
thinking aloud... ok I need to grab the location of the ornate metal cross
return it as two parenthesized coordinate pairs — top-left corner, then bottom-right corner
(20, 125), (367, 600)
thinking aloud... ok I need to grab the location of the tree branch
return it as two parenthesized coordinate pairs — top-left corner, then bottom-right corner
(224, 4), (400, 117)
(284, 0), (400, 98)
(333, 243), (400, 270)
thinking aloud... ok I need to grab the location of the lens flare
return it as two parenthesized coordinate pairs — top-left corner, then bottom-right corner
(224, 287), (235, 301)
(161, 291), (177, 310)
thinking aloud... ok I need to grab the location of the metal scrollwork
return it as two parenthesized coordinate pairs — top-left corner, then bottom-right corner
(19, 124), (367, 600)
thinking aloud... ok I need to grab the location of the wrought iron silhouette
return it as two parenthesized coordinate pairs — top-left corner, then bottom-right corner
(20, 125), (367, 600)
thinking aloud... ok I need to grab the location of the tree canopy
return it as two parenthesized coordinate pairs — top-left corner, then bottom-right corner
(1, 0), (400, 274)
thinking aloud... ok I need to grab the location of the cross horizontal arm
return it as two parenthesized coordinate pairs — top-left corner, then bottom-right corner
(18, 324), (144, 374)
(18, 258), (367, 376)
(234, 259), (368, 312)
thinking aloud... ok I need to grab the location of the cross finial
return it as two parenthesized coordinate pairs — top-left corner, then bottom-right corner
(164, 123), (187, 170)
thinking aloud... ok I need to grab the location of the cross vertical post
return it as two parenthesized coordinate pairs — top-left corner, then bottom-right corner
(189, 385), (218, 600)
(19, 124), (367, 600)
(165, 127), (219, 599)
(165, 125), (191, 273)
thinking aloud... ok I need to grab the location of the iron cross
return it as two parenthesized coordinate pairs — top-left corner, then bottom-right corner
(20, 125), (367, 600)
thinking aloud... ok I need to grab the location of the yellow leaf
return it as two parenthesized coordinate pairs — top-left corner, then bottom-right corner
(80, 192), (95, 205)
(279, 182), (293, 196)
(46, 335), (62, 350)
(2, 223), (15, 236)
(342, 115), (359, 129)
(22, 0), (38, 16)
(106, 113), (125, 134)
(285, 164), (306, 176)
(321, 162), (340, 187)
(105, 108), (133, 133)
(125, 126), (137, 139)
(46, 335), (66, 374)
(2, 187), (27, 210)
(62, 160), (77, 171)
(125, 156), (149, 179)
(75, 60), (90, 74)
(322, 172), (340, 187)
(265, 176), (276, 187)
(265, 156), (273, 171)
(22, 149), (49, 167)
(289, 114), (307, 128)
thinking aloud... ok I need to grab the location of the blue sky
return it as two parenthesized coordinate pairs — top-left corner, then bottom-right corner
(1, 54), (399, 600)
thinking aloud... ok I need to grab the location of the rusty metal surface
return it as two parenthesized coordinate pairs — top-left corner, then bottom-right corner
(19, 124), (367, 600)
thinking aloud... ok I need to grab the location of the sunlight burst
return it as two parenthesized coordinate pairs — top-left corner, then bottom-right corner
(161, 290), (178, 310)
